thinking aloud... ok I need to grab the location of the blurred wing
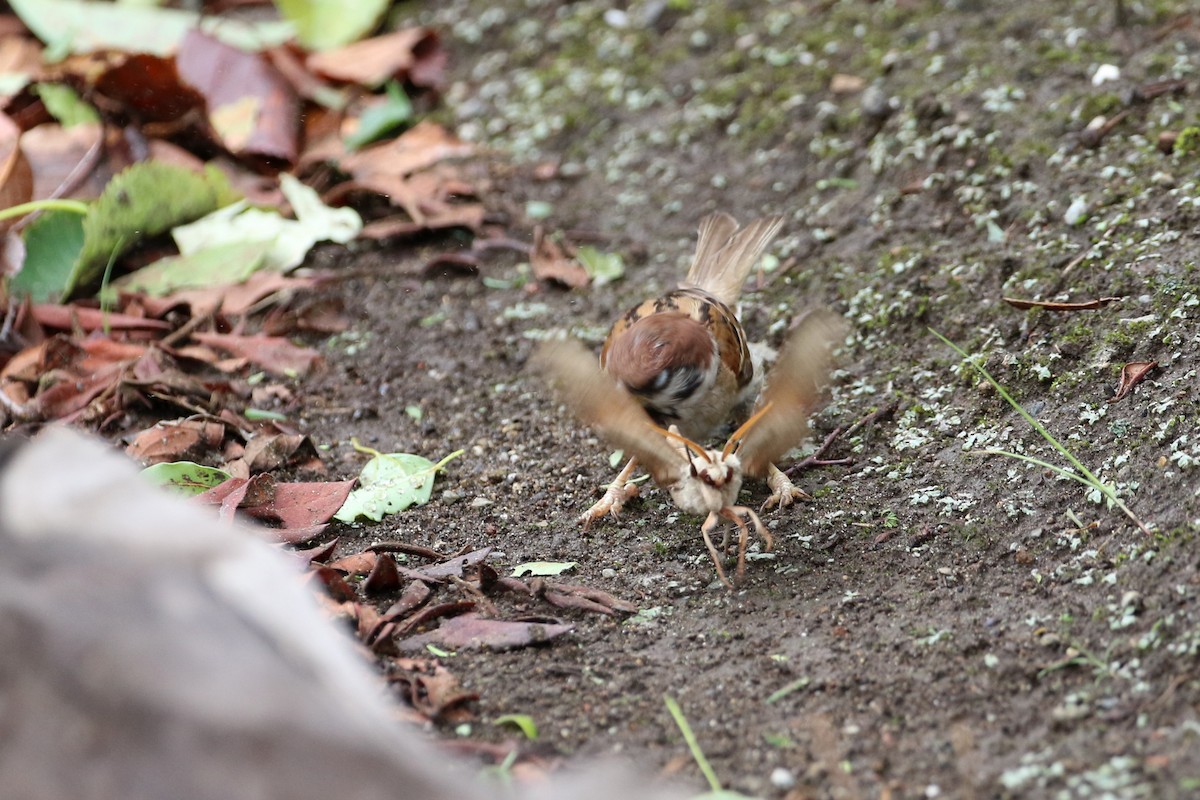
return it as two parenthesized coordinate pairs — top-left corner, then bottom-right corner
(737, 310), (847, 477)
(533, 339), (685, 486)
(684, 212), (784, 306)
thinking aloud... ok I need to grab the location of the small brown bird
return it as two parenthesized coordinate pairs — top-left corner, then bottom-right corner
(583, 212), (807, 525)
(537, 310), (844, 586)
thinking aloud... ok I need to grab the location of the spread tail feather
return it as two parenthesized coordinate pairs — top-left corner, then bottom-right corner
(684, 212), (785, 306)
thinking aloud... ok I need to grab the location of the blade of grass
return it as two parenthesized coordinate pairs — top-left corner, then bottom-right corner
(664, 695), (722, 794)
(931, 328), (1150, 535)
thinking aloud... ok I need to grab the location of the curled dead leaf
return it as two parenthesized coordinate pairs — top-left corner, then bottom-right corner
(1109, 361), (1157, 403)
(530, 227), (588, 289)
(387, 658), (478, 722)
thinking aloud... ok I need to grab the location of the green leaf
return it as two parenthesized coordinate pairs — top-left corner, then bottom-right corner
(108, 240), (273, 298)
(171, 174), (361, 273)
(345, 81), (413, 151)
(141, 461), (231, 496)
(65, 162), (240, 298)
(493, 714), (539, 740)
(576, 245), (624, 286)
(9, 0), (293, 57)
(244, 408), (289, 422)
(274, 0), (390, 50)
(8, 209), (85, 302)
(31, 83), (98, 126)
(765, 677), (810, 704)
(511, 561), (577, 577)
(334, 442), (463, 523)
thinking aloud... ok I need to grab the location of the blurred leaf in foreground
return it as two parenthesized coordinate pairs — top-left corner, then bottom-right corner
(109, 240), (273, 298)
(142, 461), (232, 497)
(172, 174), (361, 273)
(345, 81), (413, 151)
(63, 162), (241, 298)
(8, 210), (85, 303)
(275, 0), (390, 51)
(9, 0), (293, 57)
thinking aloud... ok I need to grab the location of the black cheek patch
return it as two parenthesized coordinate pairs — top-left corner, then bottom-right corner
(670, 367), (704, 401)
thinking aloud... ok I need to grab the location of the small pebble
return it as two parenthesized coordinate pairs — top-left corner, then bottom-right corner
(1092, 63), (1120, 86)
(769, 767), (795, 789)
(470, 496), (493, 508)
(601, 568), (617, 578)
(603, 8), (628, 28)
(1064, 196), (1089, 226)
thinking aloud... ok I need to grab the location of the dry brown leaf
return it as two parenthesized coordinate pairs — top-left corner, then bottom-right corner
(261, 296), (349, 336)
(244, 479), (356, 530)
(1109, 361), (1157, 403)
(1003, 296), (1122, 311)
(530, 227), (588, 288)
(396, 612), (573, 653)
(336, 120), (473, 181)
(191, 331), (323, 377)
(306, 27), (444, 89)
(0, 111), (32, 216)
(359, 204), (486, 239)
(242, 432), (322, 473)
(291, 537), (340, 566)
(93, 53), (205, 124)
(31, 303), (170, 332)
(364, 553), (403, 595)
(382, 580), (432, 619)
(18, 123), (109, 200)
(388, 658), (478, 722)
(328, 551), (378, 576)
(125, 419), (224, 465)
(140, 272), (320, 319)
(176, 30), (299, 164)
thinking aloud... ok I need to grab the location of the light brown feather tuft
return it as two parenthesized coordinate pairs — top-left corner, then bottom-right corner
(736, 310), (847, 477)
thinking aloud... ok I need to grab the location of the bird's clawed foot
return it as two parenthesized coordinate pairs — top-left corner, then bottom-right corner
(579, 479), (639, 528)
(762, 463), (811, 511)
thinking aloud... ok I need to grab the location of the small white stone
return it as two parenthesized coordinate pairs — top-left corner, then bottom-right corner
(769, 767), (795, 789)
(1064, 196), (1089, 226)
(603, 9), (628, 28)
(1092, 63), (1121, 86)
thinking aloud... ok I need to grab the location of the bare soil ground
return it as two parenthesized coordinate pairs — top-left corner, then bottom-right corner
(306, 2), (1199, 797)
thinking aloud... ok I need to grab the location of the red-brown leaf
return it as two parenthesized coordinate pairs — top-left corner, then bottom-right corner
(396, 612), (573, 652)
(363, 553), (403, 595)
(1109, 361), (1157, 403)
(530, 227), (588, 288)
(176, 30), (299, 164)
(191, 331), (322, 377)
(306, 28), (445, 89)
